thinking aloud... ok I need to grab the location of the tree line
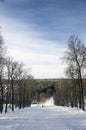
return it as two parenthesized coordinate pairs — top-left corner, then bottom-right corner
(54, 35), (86, 111)
(0, 31), (86, 112)
(0, 33), (37, 113)
(35, 35), (86, 111)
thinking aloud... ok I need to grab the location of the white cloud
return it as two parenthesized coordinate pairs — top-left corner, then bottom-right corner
(0, 15), (67, 79)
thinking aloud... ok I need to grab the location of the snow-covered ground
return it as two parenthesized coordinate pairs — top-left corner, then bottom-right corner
(0, 99), (86, 130)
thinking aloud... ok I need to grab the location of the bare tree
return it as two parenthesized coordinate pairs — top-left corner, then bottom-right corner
(5, 57), (12, 113)
(65, 35), (86, 110)
(16, 65), (33, 108)
(15, 63), (25, 109)
(5, 58), (19, 111)
(4, 58), (33, 111)
(0, 33), (6, 113)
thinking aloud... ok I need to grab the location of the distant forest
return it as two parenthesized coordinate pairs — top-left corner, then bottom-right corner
(0, 32), (86, 113)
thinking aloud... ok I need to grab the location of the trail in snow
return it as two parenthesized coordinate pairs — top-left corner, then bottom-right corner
(0, 105), (86, 130)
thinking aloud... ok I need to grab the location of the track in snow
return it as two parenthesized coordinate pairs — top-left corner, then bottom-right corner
(0, 105), (86, 130)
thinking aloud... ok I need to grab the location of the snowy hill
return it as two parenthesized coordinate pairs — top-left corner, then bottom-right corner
(0, 105), (86, 130)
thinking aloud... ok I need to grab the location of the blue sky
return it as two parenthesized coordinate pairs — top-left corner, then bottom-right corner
(0, 0), (86, 78)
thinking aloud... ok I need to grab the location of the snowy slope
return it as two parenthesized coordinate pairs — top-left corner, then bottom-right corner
(0, 105), (86, 130)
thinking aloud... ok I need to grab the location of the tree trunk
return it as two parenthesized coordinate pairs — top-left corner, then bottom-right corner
(11, 78), (14, 111)
(80, 78), (85, 110)
(78, 70), (85, 110)
(19, 86), (22, 109)
(23, 86), (26, 108)
(0, 76), (3, 113)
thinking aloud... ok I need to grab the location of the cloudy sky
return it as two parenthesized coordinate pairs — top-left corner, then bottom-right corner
(0, 0), (86, 79)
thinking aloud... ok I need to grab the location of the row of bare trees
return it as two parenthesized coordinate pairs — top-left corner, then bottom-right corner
(0, 33), (36, 113)
(55, 35), (86, 110)
(65, 35), (86, 110)
(1, 29), (86, 112)
(0, 33), (6, 113)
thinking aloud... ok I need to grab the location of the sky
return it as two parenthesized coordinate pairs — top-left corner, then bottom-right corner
(0, 0), (86, 79)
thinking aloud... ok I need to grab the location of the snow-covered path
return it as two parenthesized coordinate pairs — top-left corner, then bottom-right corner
(0, 106), (86, 130)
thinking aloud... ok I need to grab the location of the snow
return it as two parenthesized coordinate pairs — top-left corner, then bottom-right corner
(42, 97), (54, 106)
(0, 99), (86, 130)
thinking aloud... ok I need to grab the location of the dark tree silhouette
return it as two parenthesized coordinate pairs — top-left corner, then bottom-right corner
(64, 35), (86, 110)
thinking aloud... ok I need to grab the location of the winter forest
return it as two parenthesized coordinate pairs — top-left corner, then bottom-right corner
(0, 0), (86, 130)
(0, 31), (86, 130)
(0, 32), (86, 113)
